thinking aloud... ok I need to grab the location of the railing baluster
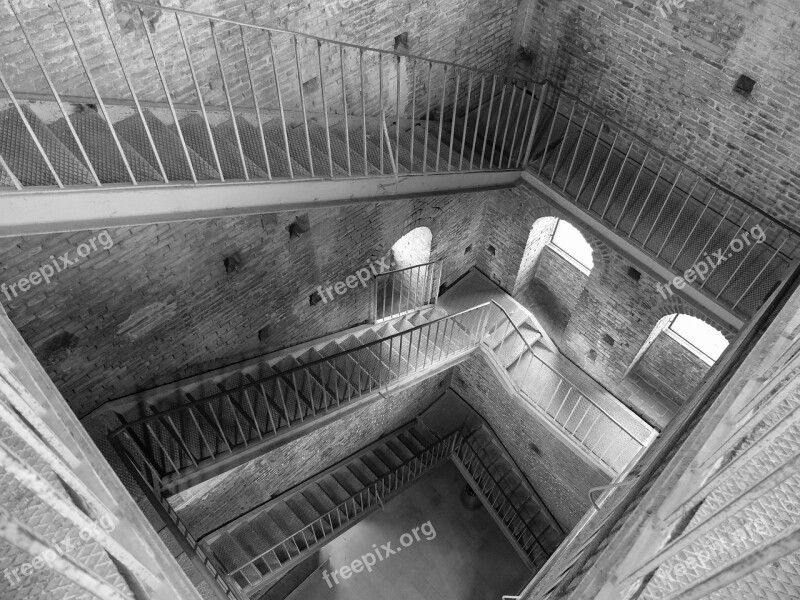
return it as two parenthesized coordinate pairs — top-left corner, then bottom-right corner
(269, 32), (293, 179)
(436, 65), (447, 172)
(643, 167), (685, 248)
(498, 83), (516, 169)
(629, 157), (668, 237)
(409, 59), (417, 169)
(587, 128), (622, 212)
(701, 215), (752, 291)
(396, 55), (402, 174)
(508, 82), (527, 169)
(657, 178), (701, 258)
(550, 99), (577, 184)
(176, 14), (223, 180)
(339, 46), (351, 177)
(458, 72), (474, 171)
(447, 68), (460, 171)
(241, 26), (271, 179)
(211, 21), (248, 181)
(294, 36), (315, 177)
(379, 53), (384, 174)
(470, 75), (486, 170)
(733, 238), (788, 309)
(360, 50), (368, 176)
(317, 41), (334, 178)
(489, 81), (507, 169)
(600, 137), (636, 221)
(537, 93), (560, 176)
(423, 62), (433, 172)
(671, 188), (718, 268)
(691, 200), (735, 268)
(614, 149), (652, 230)
(564, 111), (590, 191)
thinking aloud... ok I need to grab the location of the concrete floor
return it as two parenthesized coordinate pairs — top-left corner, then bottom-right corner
(284, 461), (531, 600)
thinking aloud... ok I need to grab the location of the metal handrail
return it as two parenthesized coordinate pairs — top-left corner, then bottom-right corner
(228, 431), (458, 580)
(110, 300), (490, 435)
(486, 303), (652, 447)
(456, 432), (550, 563)
(118, 0), (517, 80)
(546, 86), (800, 239)
(376, 259), (441, 278)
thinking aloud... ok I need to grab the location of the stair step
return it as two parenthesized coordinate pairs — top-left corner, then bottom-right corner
(332, 468), (365, 495)
(387, 124), (438, 172)
(360, 452), (391, 477)
(0, 105), (95, 186)
(174, 113), (267, 180)
(218, 116), (312, 178)
(115, 109), (218, 181)
(50, 110), (162, 184)
(329, 122), (384, 174)
(302, 484), (337, 514)
(318, 476), (351, 504)
(347, 458), (379, 485)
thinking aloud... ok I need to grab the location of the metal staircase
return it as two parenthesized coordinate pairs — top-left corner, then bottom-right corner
(198, 418), (567, 599)
(201, 421), (453, 597)
(106, 299), (655, 499)
(0, 0), (531, 235)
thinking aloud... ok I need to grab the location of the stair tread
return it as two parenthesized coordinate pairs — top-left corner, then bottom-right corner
(115, 109), (218, 181)
(0, 105), (94, 186)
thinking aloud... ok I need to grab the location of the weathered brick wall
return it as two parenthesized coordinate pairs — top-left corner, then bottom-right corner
(450, 353), (609, 530)
(515, 0), (800, 229)
(511, 215), (556, 295)
(0, 193), (490, 417)
(532, 245), (588, 314)
(172, 373), (450, 536)
(479, 182), (734, 419)
(2, 0), (517, 121)
(632, 331), (711, 405)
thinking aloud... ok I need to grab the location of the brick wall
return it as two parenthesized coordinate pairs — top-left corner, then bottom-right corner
(515, 0), (800, 229)
(172, 374), (449, 536)
(532, 245), (588, 314)
(0, 192), (491, 417)
(451, 353), (609, 530)
(3, 0), (517, 121)
(512, 215), (556, 295)
(631, 331), (711, 405)
(478, 182), (734, 419)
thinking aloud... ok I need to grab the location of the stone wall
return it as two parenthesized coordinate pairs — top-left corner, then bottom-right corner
(0, 193), (490, 417)
(515, 0), (800, 229)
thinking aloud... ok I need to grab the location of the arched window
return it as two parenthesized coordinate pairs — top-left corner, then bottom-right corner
(666, 314), (728, 365)
(550, 219), (594, 272)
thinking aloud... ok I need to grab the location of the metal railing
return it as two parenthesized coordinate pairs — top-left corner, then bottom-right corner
(373, 259), (443, 322)
(110, 301), (492, 488)
(111, 299), (655, 489)
(226, 431), (459, 592)
(0, 0), (536, 192)
(483, 302), (657, 475)
(525, 84), (800, 318)
(454, 431), (551, 568)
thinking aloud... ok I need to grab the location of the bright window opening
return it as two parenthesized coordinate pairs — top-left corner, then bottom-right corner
(550, 219), (594, 272)
(667, 314), (728, 364)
